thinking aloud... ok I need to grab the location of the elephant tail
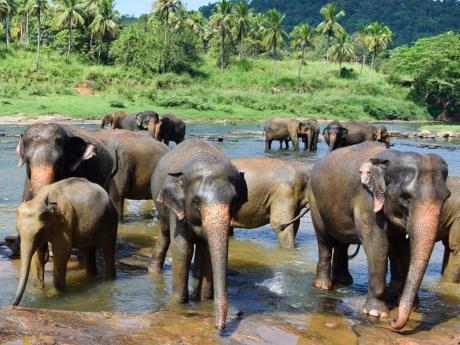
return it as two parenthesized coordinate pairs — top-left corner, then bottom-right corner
(278, 206), (311, 231)
(348, 244), (361, 259)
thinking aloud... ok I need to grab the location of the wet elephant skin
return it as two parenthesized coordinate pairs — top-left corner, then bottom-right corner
(149, 113), (186, 146)
(264, 117), (318, 152)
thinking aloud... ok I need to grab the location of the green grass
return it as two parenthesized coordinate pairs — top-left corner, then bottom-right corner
(419, 124), (460, 133)
(0, 47), (430, 122)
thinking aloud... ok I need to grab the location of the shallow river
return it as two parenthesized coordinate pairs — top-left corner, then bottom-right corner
(0, 122), (459, 343)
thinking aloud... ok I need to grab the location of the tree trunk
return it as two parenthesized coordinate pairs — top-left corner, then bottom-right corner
(162, 23), (168, 74)
(326, 34), (331, 64)
(20, 16), (23, 47)
(273, 45), (277, 81)
(220, 23), (225, 69)
(239, 39), (243, 60)
(98, 43), (101, 64)
(26, 12), (29, 47)
(369, 51), (375, 82)
(360, 53), (366, 76)
(5, 17), (10, 46)
(36, 11), (41, 71)
(339, 59), (342, 77)
(90, 33), (93, 48)
(297, 45), (305, 80)
(67, 20), (73, 60)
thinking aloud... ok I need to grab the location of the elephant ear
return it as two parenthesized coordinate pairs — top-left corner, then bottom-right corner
(16, 136), (25, 168)
(157, 172), (186, 220)
(135, 113), (144, 128)
(341, 127), (349, 139)
(66, 137), (97, 172)
(359, 158), (389, 213)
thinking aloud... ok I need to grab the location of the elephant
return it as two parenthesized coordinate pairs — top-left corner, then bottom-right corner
(91, 129), (169, 221)
(148, 113), (186, 146)
(230, 157), (312, 248)
(324, 120), (391, 152)
(302, 119), (320, 151)
(149, 138), (245, 331)
(308, 141), (450, 330)
(99, 112), (128, 129)
(12, 177), (118, 306)
(264, 117), (315, 152)
(119, 111), (159, 131)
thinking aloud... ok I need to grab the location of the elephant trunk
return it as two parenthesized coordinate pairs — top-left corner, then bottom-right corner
(391, 200), (442, 330)
(154, 123), (162, 141)
(306, 129), (313, 151)
(328, 132), (337, 152)
(12, 237), (35, 306)
(202, 203), (231, 332)
(30, 165), (55, 197)
(384, 137), (391, 149)
(147, 121), (156, 139)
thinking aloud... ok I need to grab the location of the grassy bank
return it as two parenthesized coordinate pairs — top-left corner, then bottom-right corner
(0, 48), (429, 121)
(419, 124), (460, 133)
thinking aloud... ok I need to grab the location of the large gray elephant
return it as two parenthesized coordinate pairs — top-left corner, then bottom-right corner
(231, 157), (312, 248)
(12, 178), (117, 306)
(308, 142), (450, 330)
(91, 129), (169, 221)
(149, 138), (245, 331)
(264, 117), (315, 152)
(119, 111), (159, 131)
(148, 113), (186, 146)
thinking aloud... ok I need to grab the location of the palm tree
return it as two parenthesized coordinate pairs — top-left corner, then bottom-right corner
(210, 0), (234, 69)
(234, 1), (250, 60)
(316, 2), (345, 64)
(15, 0), (27, 46)
(263, 9), (287, 81)
(0, 0), (17, 46)
(366, 22), (392, 81)
(27, 0), (49, 70)
(329, 32), (354, 75)
(247, 12), (264, 57)
(90, 0), (118, 63)
(152, 0), (182, 73)
(290, 23), (315, 79)
(358, 25), (370, 76)
(55, 0), (86, 59)
(84, 0), (97, 48)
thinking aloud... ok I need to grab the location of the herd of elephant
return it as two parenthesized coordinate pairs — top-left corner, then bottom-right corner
(8, 112), (460, 334)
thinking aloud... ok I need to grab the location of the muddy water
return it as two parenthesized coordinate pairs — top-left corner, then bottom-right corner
(0, 122), (459, 343)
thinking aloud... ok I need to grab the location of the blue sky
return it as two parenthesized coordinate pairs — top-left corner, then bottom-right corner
(116, 0), (213, 16)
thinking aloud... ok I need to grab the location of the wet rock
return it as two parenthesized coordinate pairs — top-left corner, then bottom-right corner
(437, 131), (450, 138)
(446, 131), (460, 138)
(325, 321), (339, 329)
(417, 144), (442, 149)
(417, 130), (435, 139)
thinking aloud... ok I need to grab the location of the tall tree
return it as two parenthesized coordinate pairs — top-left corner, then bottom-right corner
(55, 0), (86, 59)
(28, 0), (49, 70)
(366, 22), (392, 81)
(152, 0), (182, 73)
(0, 0), (17, 46)
(316, 2), (345, 64)
(234, 1), (250, 60)
(329, 32), (354, 74)
(90, 0), (118, 63)
(358, 25), (370, 76)
(290, 22), (314, 79)
(210, 0), (233, 69)
(263, 9), (287, 81)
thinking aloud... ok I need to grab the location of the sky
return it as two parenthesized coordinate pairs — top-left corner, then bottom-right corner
(116, 0), (213, 16)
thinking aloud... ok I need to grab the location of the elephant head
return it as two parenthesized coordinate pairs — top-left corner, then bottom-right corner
(157, 160), (245, 331)
(323, 121), (348, 152)
(99, 114), (113, 129)
(359, 151), (450, 329)
(12, 197), (56, 306)
(135, 111), (159, 130)
(17, 124), (96, 197)
(374, 126), (391, 148)
(152, 116), (171, 141)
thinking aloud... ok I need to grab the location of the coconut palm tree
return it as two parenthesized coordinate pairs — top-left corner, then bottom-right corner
(152, 0), (182, 73)
(290, 22), (315, 79)
(90, 0), (117, 63)
(263, 9), (287, 81)
(14, 0), (28, 46)
(210, 0), (234, 69)
(55, 0), (87, 59)
(366, 22), (392, 81)
(358, 25), (370, 76)
(234, 1), (251, 60)
(28, 0), (49, 70)
(247, 12), (264, 57)
(0, 0), (17, 46)
(316, 2), (345, 64)
(329, 32), (354, 75)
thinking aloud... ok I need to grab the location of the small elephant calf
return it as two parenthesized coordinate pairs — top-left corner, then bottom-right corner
(12, 177), (118, 306)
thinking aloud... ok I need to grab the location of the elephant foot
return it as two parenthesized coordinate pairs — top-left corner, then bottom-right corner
(312, 277), (332, 290)
(332, 272), (353, 286)
(147, 260), (163, 274)
(362, 298), (389, 318)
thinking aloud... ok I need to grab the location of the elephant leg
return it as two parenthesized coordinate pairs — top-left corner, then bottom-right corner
(31, 243), (48, 288)
(442, 219), (460, 283)
(441, 238), (450, 275)
(270, 201), (298, 249)
(82, 247), (98, 276)
(291, 133), (299, 151)
(388, 237), (410, 303)
(148, 219), (170, 273)
(354, 208), (389, 318)
(332, 243), (353, 286)
(52, 245), (71, 291)
(102, 235), (117, 280)
(109, 181), (124, 222)
(192, 242), (213, 301)
(265, 139), (271, 152)
(229, 227), (234, 237)
(170, 217), (193, 303)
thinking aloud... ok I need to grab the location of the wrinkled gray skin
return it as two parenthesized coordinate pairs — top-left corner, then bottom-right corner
(231, 157), (312, 248)
(264, 117), (314, 152)
(12, 178), (118, 306)
(149, 113), (186, 146)
(302, 119), (320, 151)
(120, 111), (159, 131)
(91, 129), (169, 221)
(149, 138), (244, 331)
(308, 142), (450, 330)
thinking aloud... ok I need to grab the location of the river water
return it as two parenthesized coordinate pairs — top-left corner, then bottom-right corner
(0, 122), (459, 343)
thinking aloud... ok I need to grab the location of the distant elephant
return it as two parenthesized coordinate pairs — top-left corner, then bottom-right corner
(149, 138), (245, 331)
(264, 117), (313, 152)
(99, 112), (128, 129)
(308, 142), (450, 330)
(302, 119), (320, 151)
(12, 178), (118, 306)
(231, 157), (312, 248)
(92, 129), (169, 221)
(149, 113), (186, 146)
(120, 111), (159, 131)
(323, 121), (349, 152)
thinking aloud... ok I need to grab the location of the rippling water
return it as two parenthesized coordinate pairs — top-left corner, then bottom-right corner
(0, 122), (459, 342)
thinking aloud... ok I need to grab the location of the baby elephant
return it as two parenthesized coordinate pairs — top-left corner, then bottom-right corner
(12, 178), (118, 306)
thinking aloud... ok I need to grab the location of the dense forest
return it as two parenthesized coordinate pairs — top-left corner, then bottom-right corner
(200, 0), (460, 46)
